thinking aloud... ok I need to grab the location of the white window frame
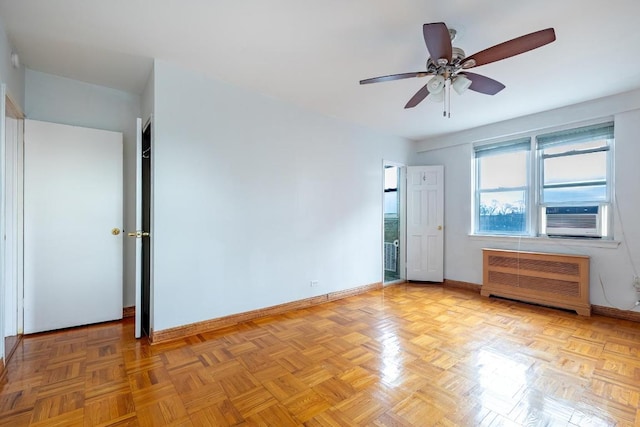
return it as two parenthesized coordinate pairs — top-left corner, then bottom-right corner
(471, 119), (614, 239)
(473, 138), (532, 236)
(536, 122), (613, 206)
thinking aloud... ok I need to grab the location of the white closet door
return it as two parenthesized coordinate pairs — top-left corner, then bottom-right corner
(24, 119), (123, 334)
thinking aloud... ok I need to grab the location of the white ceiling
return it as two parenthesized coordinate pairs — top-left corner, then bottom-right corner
(1, 0), (639, 141)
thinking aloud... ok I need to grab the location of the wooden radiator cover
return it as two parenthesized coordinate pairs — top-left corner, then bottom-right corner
(481, 249), (590, 316)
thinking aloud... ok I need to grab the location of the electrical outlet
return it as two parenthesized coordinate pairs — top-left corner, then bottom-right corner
(310, 280), (319, 287)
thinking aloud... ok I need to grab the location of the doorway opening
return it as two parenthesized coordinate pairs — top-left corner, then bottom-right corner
(141, 122), (151, 337)
(383, 164), (403, 283)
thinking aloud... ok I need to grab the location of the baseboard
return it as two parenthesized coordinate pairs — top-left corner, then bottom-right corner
(442, 279), (640, 323)
(443, 279), (481, 293)
(326, 283), (383, 301)
(592, 305), (640, 323)
(150, 282), (382, 344)
(383, 279), (406, 286)
(123, 306), (135, 318)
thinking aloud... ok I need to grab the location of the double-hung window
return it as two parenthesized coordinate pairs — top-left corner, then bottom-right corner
(537, 122), (613, 205)
(474, 138), (531, 235)
(472, 121), (614, 238)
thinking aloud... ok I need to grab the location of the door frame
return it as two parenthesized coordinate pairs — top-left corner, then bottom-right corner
(382, 160), (406, 285)
(405, 165), (444, 282)
(142, 117), (153, 338)
(134, 116), (154, 339)
(1, 88), (24, 363)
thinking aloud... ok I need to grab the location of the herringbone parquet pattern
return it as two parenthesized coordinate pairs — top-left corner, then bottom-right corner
(1, 284), (639, 426)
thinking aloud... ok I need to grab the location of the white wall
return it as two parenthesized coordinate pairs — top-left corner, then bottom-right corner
(25, 69), (141, 307)
(141, 67), (154, 125)
(414, 91), (640, 312)
(152, 60), (413, 331)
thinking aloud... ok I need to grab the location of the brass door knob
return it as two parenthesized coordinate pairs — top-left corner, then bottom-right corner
(111, 228), (121, 235)
(437, 225), (443, 230)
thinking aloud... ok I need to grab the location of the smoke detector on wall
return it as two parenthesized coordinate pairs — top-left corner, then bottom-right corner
(10, 52), (19, 69)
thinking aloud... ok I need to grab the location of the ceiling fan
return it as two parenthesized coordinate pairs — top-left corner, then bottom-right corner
(360, 23), (556, 117)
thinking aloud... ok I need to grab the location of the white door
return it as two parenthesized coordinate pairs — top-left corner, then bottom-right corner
(24, 120), (123, 334)
(134, 118), (142, 338)
(406, 165), (444, 282)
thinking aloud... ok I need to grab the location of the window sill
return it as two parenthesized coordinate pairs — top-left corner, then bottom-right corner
(468, 234), (620, 249)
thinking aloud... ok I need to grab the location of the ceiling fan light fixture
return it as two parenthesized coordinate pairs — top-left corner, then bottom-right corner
(428, 90), (444, 102)
(452, 75), (472, 95)
(427, 75), (445, 94)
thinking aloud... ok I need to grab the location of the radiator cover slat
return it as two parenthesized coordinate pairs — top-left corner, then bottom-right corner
(488, 256), (580, 276)
(482, 249), (590, 316)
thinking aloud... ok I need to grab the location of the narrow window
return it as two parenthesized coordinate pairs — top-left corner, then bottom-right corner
(474, 138), (531, 235)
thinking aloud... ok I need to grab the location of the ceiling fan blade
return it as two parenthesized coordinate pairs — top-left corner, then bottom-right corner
(423, 22), (452, 63)
(460, 72), (506, 95)
(360, 72), (431, 85)
(462, 28), (556, 68)
(404, 84), (431, 108)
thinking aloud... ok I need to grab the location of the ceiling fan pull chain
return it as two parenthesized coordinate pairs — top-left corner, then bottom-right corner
(444, 79), (450, 118)
(448, 81), (452, 118)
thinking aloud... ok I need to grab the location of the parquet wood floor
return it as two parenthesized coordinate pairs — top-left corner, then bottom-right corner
(1, 283), (640, 426)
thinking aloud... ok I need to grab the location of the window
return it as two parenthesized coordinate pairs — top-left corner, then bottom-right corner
(537, 122), (613, 205)
(474, 138), (531, 235)
(473, 121), (614, 237)
(384, 166), (399, 217)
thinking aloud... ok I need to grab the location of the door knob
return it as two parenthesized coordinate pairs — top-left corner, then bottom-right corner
(111, 228), (121, 235)
(437, 225), (443, 230)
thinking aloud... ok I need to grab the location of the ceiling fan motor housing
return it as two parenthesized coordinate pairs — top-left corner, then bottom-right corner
(451, 47), (466, 63)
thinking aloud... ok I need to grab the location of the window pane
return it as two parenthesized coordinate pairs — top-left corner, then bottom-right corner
(543, 151), (606, 185)
(478, 191), (526, 234)
(384, 191), (398, 216)
(384, 166), (398, 190)
(543, 185), (606, 203)
(479, 151), (527, 189)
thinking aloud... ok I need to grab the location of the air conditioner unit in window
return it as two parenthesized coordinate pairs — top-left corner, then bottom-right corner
(543, 205), (608, 238)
